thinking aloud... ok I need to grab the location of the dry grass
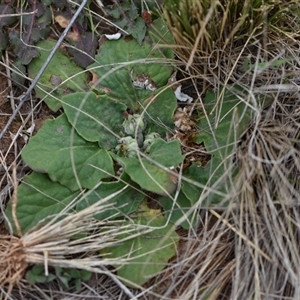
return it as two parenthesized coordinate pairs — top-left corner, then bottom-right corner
(2, 0), (300, 299)
(148, 0), (300, 299)
(138, 93), (300, 299)
(1, 186), (154, 299)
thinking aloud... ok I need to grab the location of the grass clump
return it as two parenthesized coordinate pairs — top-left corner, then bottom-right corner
(149, 0), (300, 299)
(163, 0), (300, 89)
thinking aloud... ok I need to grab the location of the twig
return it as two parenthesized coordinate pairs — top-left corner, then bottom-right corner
(4, 51), (14, 112)
(0, 0), (89, 141)
(11, 161), (22, 237)
(253, 84), (300, 93)
(0, 9), (38, 18)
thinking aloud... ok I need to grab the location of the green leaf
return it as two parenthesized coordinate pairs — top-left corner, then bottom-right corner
(127, 17), (146, 45)
(5, 172), (79, 235)
(74, 278), (82, 291)
(200, 86), (251, 153)
(77, 177), (145, 220)
(148, 139), (184, 167)
(31, 265), (45, 275)
(113, 156), (177, 196)
(148, 18), (175, 59)
(28, 40), (88, 112)
(181, 163), (204, 203)
(21, 114), (114, 191)
(69, 269), (81, 278)
(78, 269), (92, 281)
(57, 274), (70, 288)
(101, 202), (179, 287)
(89, 38), (173, 110)
(25, 265), (56, 284)
(55, 267), (63, 276)
(141, 87), (177, 136)
(26, 272), (47, 284)
(159, 191), (199, 229)
(104, 0), (146, 45)
(180, 162), (230, 207)
(193, 86), (254, 205)
(243, 57), (290, 72)
(62, 92), (126, 149)
(0, 30), (7, 51)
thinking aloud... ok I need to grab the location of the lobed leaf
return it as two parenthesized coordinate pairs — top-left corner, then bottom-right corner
(148, 138), (184, 167)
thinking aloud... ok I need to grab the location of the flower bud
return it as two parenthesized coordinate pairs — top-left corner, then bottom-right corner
(116, 136), (139, 158)
(142, 132), (160, 152)
(122, 114), (146, 136)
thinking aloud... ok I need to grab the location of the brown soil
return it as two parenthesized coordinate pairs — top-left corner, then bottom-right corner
(0, 69), (54, 235)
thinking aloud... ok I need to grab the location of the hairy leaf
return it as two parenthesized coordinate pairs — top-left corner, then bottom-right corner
(101, 201), (179, 286)
(113, 156), (177, 195)
(62, 92), (126, 149)
(5, 172), (79, 235)
(159, 191), (199, 229)
(77, 175), (145, 220)
(28, 40), (88, 112)
(148, 138), (184, 167)
(21, 114), (114, 191)
(89, 38), (173, 109)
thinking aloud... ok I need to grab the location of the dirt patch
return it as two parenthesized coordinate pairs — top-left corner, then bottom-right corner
(0, 70), (55, 223)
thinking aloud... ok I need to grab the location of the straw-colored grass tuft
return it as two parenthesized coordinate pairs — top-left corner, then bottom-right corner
(0, 235), (27, 296)
(163, 0), (300, 91)
(142, 93), (300, 299)
(145, 1), (300, 298)
(227, 94), (300, 299)
(0, 188), (146, 299)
